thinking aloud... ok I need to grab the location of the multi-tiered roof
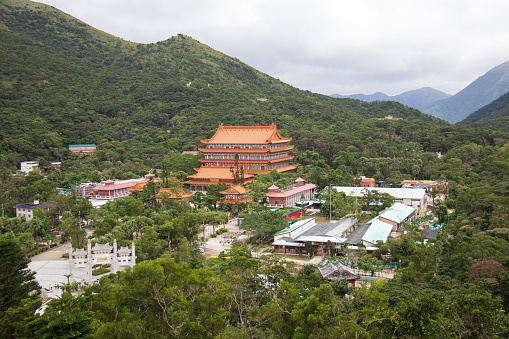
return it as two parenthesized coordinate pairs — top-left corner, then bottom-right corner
(186, 124), (297, 191)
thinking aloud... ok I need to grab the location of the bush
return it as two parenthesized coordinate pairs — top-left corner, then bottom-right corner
(210, 234), (217, 238)
(217, 228), (229, 234)
(61, 253), (69, 258)
(92, 267), (110, 276)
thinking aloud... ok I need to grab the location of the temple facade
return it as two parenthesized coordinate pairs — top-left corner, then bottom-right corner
(185, 123), (297, 191)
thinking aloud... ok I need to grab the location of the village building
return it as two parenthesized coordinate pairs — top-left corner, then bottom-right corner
(281, 207), (302, 220)
(401, 179), (448, 202)
(72, 182), (98, 198)
(185, 124), (297, 192)
(73, 174), (159, 202)
(20, 161), (39, 174)
(375, 202), (416, 230)
(360, 176), (375, 188)
(68, 144), (96, 153)
(332, 186), (428, 216)
(317, 261), (361, 286)
(272, 217), (359, 256)
(50, 162), (62, 169)
(361, 219), (394, 247)
(13, 200), (51, 220)
(266, 177), (317, 208)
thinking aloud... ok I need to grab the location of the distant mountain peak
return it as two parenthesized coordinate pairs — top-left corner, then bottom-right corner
(331, 87), (451, 111)
(423, 61), (509, 123)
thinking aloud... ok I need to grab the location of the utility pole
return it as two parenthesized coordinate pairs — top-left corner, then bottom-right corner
(329, 182), (332, 222)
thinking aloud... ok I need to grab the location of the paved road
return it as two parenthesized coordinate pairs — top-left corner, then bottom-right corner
(202, 218), (247, 256)
(31, 241), (71, 261)
(31, 228), (94, 261)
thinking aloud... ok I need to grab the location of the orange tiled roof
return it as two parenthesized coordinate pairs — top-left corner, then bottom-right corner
(201, 123), (292, 144)
(127, 179), (161, 192)
(187, 166), (255, 180)
(244, 164), (298, 175)
(220, 185), (249, 195)
(198, 145), (295, 153)
(184, 179), (253, 185)
(156, 188), (193, 199)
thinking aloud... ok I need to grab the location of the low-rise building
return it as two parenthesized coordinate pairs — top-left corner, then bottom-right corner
(332, 186), (427, 216)
(68, 144), (96, 153)
(376, 202), (416, 230)
(20, 161), (39, 174)
(361, 219), (394, 247)
(13, 200), (51, 220)
(317, 261), (360, 286)
(272, 217), (358, 255)
(266, 177), (317, 208)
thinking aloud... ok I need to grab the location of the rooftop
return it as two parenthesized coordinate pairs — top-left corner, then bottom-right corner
(294, 218), (357, 243)
(201, 123), (292, 144)
(267, 183), (317, 198)
(378, 202), (416, 223)
(187, 166), (255, 180)
(273, 218), (316, 236)
(220, 185), (248, 195)
(317, 261), (360, 281)
(361, 219), (393, 245)
(157, 188), (193, 199)
(332, 186), (427, 200)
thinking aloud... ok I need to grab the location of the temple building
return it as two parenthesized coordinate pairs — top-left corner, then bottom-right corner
(185, 123), (297, 192)
(219, 185), (253, 203)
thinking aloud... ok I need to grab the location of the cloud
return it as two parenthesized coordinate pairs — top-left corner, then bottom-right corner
(37, 0), (509, 95)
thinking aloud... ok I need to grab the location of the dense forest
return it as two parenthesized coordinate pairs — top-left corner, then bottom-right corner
(1, 0), (509, 337)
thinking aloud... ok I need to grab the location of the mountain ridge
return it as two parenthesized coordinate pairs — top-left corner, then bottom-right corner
(423, 61), (509, 123)
(331, 87), (451, 111)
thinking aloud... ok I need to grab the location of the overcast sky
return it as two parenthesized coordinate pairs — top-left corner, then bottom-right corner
(36, 0), (509, 96)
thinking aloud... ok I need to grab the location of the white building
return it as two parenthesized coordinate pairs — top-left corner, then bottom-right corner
(13, 200), (50, 220)
(332, 186), (428, 216)
(20, 161), (39, 174)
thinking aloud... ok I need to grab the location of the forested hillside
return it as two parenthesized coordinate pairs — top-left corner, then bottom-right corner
(0, 0), (482, 171)
(460, 91), (509, 132)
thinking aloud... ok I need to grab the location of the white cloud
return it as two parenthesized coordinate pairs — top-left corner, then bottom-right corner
(36, 0), (509, 95)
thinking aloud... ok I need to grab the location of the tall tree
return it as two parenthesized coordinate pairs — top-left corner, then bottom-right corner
(230, 153), (245, 186)
(0, 233), (40, 337)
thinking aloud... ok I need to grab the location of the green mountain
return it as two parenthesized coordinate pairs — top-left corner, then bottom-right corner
(423, 61), (509, 123)
(459, 91), (509, 132)
(1, 0), (505, 181)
